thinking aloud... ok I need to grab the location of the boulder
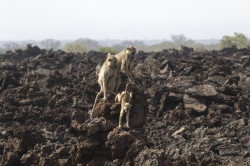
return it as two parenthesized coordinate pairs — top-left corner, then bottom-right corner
(185, 84), (218, 97)
(183, 94), (207, 113)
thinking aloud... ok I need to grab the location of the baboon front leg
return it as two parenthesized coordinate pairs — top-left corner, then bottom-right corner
(91, 91), (103, 113)
(118, 108), (125, 128)
(115, 93), (121, 103)
(125, 109), (130, 128)
(103, 78), (108, 100)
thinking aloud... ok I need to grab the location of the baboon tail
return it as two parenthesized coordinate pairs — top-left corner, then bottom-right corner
(125, 82), (131, 93)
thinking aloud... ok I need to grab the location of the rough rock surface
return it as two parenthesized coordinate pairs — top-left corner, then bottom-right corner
(0, 45), (249, 165)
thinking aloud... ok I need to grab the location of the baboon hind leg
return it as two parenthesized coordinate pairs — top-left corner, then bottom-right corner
(119, 108), (125, 128)
(125, 109), (130, 128)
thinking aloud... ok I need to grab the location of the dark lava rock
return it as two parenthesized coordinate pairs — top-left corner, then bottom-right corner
(183, 94), (207, 113)
(0, 47), (249, 165)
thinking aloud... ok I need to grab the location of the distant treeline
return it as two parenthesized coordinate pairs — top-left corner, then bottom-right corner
(0, 33), (249, 54)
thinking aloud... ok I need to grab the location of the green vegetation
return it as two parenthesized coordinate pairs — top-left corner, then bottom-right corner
(146, 34), (219, 51)
(98, 47), (117, 54)
(64, 42), (88, 53)
(63, 38), (100, 53)
(220, 33), (250, 49)
(74, 38), (100, 50)
(109, 40), (147, 52)
(0, 33), (249, 54)
(148, 41), (177, 52)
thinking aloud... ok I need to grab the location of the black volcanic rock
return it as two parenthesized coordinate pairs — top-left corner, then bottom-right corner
(0, 46), (249, 165)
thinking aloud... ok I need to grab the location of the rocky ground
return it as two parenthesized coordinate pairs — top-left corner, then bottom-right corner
(0, 45), (249, 166)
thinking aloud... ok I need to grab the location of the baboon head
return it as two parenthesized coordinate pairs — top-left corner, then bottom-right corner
(124, 103), (132, 112)
(106, 53), (118, 69)
(126, 46), (136, 56)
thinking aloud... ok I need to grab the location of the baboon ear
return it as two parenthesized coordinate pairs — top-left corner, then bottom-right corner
(126, 47), (131, 54)
(127, 46), (136, 52)
(107, 53), (112, 59)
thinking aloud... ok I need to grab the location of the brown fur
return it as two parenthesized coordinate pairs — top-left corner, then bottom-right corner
(92, 53), (118, 113)
(114, 46), (136, 92)
(115, 83), (133, 128)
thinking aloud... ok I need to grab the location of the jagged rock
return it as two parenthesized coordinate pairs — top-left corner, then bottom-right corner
(87, 121), (100, 136)
(56, 147), (70, 158)
(98, 117), (115, 131)
(241, 56), (250, 68)
(77, 139), (100, 155)
(134, 148), (166, 166)
(40, 145), (54, 157)
(39, 156), (59, 166)
(206, 75), (227, 86)
(106, 128), (134, 159)
(91, 99), (116, 119)
(74, 139), (102, 164)
(20, 152), (39, 166)
(183, 94), (207, 113)
(0, 47), (249, 165)
(129, 87), (148, 128)
(33, 96), (48, 106)
(210, 104), (232, 114)
(19, 99), (33, 106)
(166, 76), (194, 93)
(4, 152), (21, 166)
(71, 120), (88, 132)
(171, 127), (186, 138)
(185, 84), (218, 97)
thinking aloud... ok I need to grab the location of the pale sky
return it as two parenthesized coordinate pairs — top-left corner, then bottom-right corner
(0, 0), (250, 40)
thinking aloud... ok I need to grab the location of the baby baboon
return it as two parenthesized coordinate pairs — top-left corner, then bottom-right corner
(114, 46), (136, 92)
(115, 83), (133, 128)
(92, 53), (118, 112)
